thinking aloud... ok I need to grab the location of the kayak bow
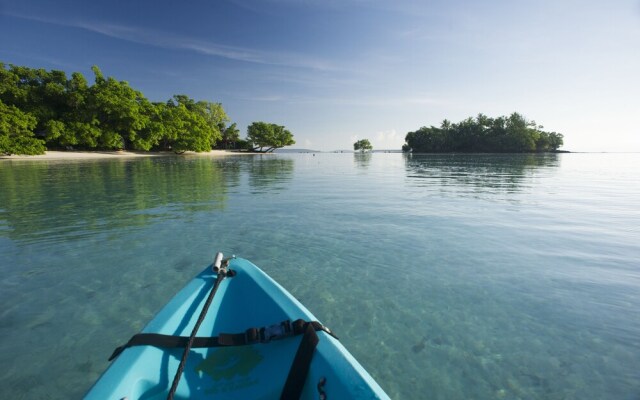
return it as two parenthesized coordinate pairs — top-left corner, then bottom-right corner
(85, 253), (389, 399)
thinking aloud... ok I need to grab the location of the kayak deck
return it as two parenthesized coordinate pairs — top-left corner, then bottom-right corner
(85, 257), (389, 399)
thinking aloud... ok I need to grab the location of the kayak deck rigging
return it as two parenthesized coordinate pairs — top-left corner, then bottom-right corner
(85, 253), (389, 400)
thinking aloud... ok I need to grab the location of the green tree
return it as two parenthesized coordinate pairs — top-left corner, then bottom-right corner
(503, 112), (536, 152)
(0, 62), (21, 104)
(169, 96), (226, 148)
(548, 132), (564, 151)
(133, 101), (167, 151)
(246, 122), (295, 152)
(161, 98), (215, 153)
(41, 71), (97, 149)
(194, 100), (227, 147)
(87, 66), (151, 150)
(0, 100), (46, 155)
(0, 65), (67, 143)
(0, 62), (233, 154)
(220, 122), (241, 149)
(353, 139), (373, 152)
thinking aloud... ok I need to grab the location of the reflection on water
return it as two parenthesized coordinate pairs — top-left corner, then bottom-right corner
(0, 156), (296, 244)
(404, 153), (560, 194)
(0, 158), (229, 244)
(1, 153), (639, 400)
(246, 157), (294, 193)
(353, 152), (372, 168)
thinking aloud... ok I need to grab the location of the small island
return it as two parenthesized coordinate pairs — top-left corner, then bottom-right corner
(353, 139), (373, 152)
(402, 113), (564, 153)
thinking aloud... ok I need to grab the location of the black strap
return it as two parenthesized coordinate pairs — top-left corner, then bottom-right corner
(109, 319), (337, 361)
(167, 266), (229, 400)
(280, 322), (320, 400)
(109, 334), (221, 361)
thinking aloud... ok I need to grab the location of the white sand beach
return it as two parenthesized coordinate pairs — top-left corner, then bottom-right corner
(0, 150), (259, 161)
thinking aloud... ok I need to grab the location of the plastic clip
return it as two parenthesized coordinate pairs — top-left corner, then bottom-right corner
(262, 323), (290, 342)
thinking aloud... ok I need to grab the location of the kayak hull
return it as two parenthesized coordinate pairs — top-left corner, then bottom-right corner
(85, 257), (389, 399)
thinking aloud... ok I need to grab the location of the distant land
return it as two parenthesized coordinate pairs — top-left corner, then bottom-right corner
(275, 149), (404, 153)
(332, 149), (403, 153)
(274, 148), (321, 153)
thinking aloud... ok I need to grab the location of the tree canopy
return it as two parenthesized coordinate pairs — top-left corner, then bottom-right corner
(217, 122), (241, 150)
(403, 113), (563, 153)
(246, 122), (295, 152)
(354, 139), (373, 152)
(0, 62), (230, 154)
(0, 100), (46, 155)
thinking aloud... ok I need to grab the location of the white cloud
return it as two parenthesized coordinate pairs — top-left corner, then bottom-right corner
(234, 95), (284, 102)
(329, 95), (447, 107)
(373, 129), (403, 149)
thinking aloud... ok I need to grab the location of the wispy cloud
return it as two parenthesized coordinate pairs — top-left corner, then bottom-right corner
(227, 91), (448, 108)
(230, 0), (436, 14)
(3, 12), (337, 71)
(228, 92), (447, 107)
(229, 0), (375, 11)
(233, 94), (285, 102)
(310, 95), (447, 107)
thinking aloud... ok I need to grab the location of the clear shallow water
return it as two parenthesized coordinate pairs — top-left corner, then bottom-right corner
(0, 153), (639, 399)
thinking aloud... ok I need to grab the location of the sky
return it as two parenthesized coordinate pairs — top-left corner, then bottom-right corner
(1, 0), (639, 151)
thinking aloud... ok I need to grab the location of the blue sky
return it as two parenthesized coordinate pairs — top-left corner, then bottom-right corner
(1, 0), (639, 151)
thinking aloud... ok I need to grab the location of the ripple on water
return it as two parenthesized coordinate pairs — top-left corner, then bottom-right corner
(0, 153), (639, 399)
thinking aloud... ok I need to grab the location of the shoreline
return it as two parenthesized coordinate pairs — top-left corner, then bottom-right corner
(0, 150), (263, 161)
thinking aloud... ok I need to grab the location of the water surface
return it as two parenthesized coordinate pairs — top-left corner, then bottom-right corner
(0, 153), (638, 399)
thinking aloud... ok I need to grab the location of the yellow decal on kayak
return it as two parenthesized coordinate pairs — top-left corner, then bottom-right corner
(195, 346), (263, 381)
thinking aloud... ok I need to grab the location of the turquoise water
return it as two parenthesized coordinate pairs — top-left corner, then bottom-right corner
(0, 153), (638, 399)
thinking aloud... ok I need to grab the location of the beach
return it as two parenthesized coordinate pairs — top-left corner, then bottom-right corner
(0, 150), (259, 161)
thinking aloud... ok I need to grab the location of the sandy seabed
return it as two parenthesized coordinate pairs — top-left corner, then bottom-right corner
(0, 150), (259, 161)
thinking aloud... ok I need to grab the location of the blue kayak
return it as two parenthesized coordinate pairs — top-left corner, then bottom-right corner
(85, 254), (389, 399)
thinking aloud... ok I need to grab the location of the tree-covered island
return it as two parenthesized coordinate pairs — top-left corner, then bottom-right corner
(354, 139), (373, 152)
(403, 113), (563, 153)
(0, 62), (293, 155)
